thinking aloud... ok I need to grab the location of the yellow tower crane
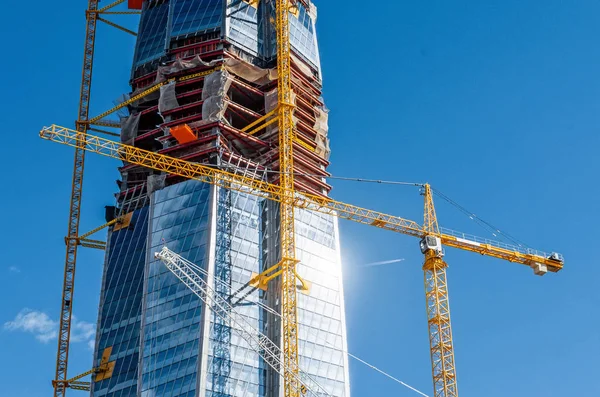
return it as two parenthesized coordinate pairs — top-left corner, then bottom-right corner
(422, 184), (457, 396)
(53, 1), (100, 395)
(39, 125), (564, 397)
(275, 1), (302, 395)
(50, 1), (138, 395)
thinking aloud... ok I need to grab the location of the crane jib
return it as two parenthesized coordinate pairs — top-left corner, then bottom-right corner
(40, 124), (564, 273)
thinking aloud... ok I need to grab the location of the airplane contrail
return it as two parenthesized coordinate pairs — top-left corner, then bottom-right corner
(361, 258), (406, 268)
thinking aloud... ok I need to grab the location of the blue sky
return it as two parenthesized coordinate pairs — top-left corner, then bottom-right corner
(1, 1), (599, 396)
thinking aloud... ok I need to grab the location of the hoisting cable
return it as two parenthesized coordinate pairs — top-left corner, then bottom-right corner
(149, 157), (528, 248)
(263, 169), (423, 187)
(222, 165), (529, 248)
(219, 164), (423, 187)
(430, 187), (529, 248)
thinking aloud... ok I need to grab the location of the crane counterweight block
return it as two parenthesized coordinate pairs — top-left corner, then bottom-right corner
(529, 261), (548, 276)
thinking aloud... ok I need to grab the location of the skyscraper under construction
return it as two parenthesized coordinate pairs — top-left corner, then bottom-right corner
(92, 1), (350, 396)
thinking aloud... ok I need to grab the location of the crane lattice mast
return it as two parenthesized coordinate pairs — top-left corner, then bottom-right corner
(275, 1), (302, 396)
(51, 1), (137, 394)
(53, 1), (99, 395)
(422, 184), (458, 397)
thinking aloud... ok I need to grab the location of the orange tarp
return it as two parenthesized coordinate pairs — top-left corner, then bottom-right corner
(170, 124), (196, 144)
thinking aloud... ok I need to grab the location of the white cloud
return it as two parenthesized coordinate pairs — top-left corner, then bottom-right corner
(3, 309), (96, 347)
(8, 266), (20, 273)
(4, 309), (57, 343)
(71, 316), (96, 343)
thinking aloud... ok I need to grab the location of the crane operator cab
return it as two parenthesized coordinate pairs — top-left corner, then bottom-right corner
(529, 252), (564, 276)
(420, 235), (444, 257)
(548, 252), (563, 263)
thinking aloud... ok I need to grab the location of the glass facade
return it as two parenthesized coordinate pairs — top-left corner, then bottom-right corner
(134, 0), (223, 68)
(95, 1), (347, 395)
(132, 0), (321, 71)
(171, 0), (223, 37)
(262, 1), (320, 67)
(203, 188), (265, 396)
(288, 3), (320, 68)
(136, 181), (268, 397)
(141, 181), (212, 397)
(261, 204), (351, 396)
(133, 2), (170, 67)
(227, 1), (260, 55)
(94, 182), (350, 396)
(92, 207), (149, 397)
(295, 209), (351, 397)
(253, 1), (321, 69)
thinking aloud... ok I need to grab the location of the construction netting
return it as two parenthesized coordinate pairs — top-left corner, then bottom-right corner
(313, 106), (330, 160)
(263, 89), (299, 121)
(147, 174), (166, 194)
(129, 53), (331, 159)
(120, 113), (140, 144)
(200, 69), (233, 126)
(158, 81), (179, 114)
(156, 55), (220, 83)
(155, 55), (277, 85)
(224, 58), (277, 85)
